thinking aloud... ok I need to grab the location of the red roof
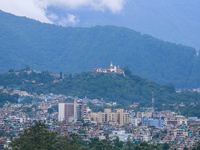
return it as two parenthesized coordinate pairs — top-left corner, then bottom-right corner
(130, 105), (138, 108)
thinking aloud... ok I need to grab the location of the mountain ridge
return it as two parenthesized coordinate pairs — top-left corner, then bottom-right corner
(46, 0), (200, 50)
(0, 10), (200, 89)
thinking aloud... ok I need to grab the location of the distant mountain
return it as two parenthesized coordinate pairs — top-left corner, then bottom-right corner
(0, 10), (200, 89)
(47, 0), (200, 50)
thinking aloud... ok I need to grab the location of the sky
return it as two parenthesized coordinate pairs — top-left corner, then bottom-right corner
(0, 0), (126, 26)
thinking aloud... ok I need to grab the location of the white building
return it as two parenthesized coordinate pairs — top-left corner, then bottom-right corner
(58, 100), (87, 122)
(58, 103), (65, 121)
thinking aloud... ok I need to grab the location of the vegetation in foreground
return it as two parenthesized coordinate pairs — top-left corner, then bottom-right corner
(5, 121), (198, 150)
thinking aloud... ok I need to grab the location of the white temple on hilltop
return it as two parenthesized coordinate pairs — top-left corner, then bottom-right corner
(93, 62), (125, 76)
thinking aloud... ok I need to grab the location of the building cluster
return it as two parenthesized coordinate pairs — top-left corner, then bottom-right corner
(56, 106), (200, 149)
(93, 62), (125, 76)
(1, 89), (200, 149)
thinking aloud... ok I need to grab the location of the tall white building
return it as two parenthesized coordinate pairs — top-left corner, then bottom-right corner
(58, 103), (65, 121)
(58, 100), (87, 122)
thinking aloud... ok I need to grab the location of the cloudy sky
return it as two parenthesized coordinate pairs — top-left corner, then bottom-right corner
(0, 0), (126, 26)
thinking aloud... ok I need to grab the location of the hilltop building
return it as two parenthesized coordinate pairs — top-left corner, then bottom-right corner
(93, 62), (125, 76)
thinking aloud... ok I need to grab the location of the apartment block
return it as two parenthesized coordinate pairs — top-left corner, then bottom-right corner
(92, 109), (129, 126)
(58, 100), (87, 122)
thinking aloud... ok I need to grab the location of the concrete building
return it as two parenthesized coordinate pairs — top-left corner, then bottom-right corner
(90, 112), (98, 122)
(58, 100), (87, 122)
(58, 103), (65, 121)
(142, 117), (164, 129)
(116, 109), (124, 126)
(187, 117), (200, 125)
(74, 100), (87, 121)
(91, 109), (129, 126)
(139, 130), (152, 142)
(164, 116), (187, 126)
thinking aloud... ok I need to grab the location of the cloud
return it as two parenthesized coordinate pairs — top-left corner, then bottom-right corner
(0, 0), (52, 23)
(0, 0), (126, 24)
(46, 0), (126, 13)
(58, 14), (79, 27)
(47, 13), (59, 21)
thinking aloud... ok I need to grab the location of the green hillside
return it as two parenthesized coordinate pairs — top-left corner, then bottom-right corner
(18, 69), (200, 107)
(0, 10), (200, 89)
(0, 68), (199, 107)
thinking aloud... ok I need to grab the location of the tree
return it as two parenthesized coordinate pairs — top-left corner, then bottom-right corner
(7, 121), (78, 150)
(25, 65), (30, 71)
(113, 137), (123, 148)
(89, 137), (99, 149)
(48, 108), (54, 114)
(0, 130), (5, 137)
(77, 118), (84, 123)
(184, 147), (188, 150)
(127, 136), (133, 150)
(192, 147), (197, 150)
(197, 145), (200, 150)
(123, 66), (132, 76)
(52, 105), (58, 111)
(162, 143), (170, 150)
(140, 142), (148, 147)
(8, 121), (57, 150)
(8, 69), (14, 72)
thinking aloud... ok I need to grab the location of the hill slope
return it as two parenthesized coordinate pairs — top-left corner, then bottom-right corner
(0, 10), (200, 89)
(20, 70), (200, 107)
(47, 0), (200, 50)
(0, 68), (200, 107)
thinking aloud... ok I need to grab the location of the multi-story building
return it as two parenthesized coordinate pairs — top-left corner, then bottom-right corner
(123, 113), (129, 125)
(90, 112), (98, 121)
(74, 100), (87, 121)
(91, 109), (129, 126)
(164, 116), (187, 126)
(58, 100), (87, 122)
(58, 103), (65, 121)
(142, 117), (164, 129)
(117, 109), (124, 126)
(137, 112), (144, 118)
(187, 117), (200, 125)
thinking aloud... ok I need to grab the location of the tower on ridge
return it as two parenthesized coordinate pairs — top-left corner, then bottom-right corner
(110, 62), (113, 69)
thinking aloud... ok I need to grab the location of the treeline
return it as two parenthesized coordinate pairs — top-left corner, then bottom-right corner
(0, 66), (56, 86)
(1, 11), (200, 88)
(0, 93), (19, 107)
(4, 121), (186, 150)
(21, 68), (200, 107)
(179, 104), (200, 118)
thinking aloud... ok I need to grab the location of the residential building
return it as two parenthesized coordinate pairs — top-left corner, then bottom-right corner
(164, 116), (187, 126)
(92, 109), (129, 126)
(142, 117), (164, 129)
(58, 100), (87, 122)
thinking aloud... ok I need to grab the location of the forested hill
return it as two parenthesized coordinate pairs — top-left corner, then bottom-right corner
(0, 68), (200, 107)
(0, 10), (200, 89)
(20, 69), (200, 107)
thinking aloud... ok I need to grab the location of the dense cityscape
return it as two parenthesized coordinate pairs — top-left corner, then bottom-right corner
(1, 2), (200, 149)
(0, 82), (200, 149)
